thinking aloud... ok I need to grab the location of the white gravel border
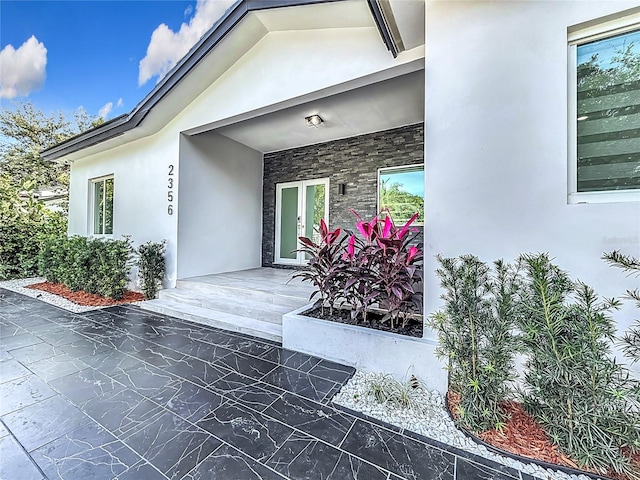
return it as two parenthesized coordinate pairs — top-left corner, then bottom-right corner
(333, 371), (598, 480)
(0, 277), (142, 313)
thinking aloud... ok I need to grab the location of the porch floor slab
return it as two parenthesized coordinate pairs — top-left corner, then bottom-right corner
(1, 288), (537, 480)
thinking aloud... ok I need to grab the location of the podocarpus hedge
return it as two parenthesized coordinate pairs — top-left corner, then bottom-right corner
(38, 235), (134, 300)
(431, 252), (640, 479)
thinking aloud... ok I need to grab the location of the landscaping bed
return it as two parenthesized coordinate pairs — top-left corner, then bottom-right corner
(303, 305), (423, 337)
(26, 281), (144, 306)
(446, 391), (640, 480)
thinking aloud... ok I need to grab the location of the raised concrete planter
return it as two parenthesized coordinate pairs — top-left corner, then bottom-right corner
(282, 304), (447, 392)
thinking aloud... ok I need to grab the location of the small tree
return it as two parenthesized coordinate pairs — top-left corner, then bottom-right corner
(429, 255), (521, 433)
(517, 253), (640, 477)
(137, 240), (167, 300)
(603, 250), (640, 362)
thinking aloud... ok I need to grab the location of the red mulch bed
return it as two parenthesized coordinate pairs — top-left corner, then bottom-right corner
(446, 391), (639, 480)
(27, 282), (145, 306)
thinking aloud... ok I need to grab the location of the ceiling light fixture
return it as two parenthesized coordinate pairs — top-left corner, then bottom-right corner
(305, 114), (324, 127)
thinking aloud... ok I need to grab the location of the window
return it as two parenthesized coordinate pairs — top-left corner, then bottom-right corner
(378, 165), (424, 225)
(91, 176), (114, 235)
(569, 17), (640, 202)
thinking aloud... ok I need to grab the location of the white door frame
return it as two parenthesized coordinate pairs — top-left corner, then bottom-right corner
(275, 178), (330, 265)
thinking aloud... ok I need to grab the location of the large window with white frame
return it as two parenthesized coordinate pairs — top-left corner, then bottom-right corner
(378, 164), (424, 225)
(91, 176), (114, 235)
(569, 15), (640, 202)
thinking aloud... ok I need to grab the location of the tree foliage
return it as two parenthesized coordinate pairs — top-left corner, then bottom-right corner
(0, 174), (67, 280)
(380, 180), (424, 224)
(0, 101), (102, 188)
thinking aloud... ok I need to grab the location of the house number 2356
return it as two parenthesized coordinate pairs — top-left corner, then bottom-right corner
(167, 164), (174, 215)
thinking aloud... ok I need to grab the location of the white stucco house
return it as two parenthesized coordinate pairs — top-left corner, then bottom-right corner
(42, 0), (640, 387)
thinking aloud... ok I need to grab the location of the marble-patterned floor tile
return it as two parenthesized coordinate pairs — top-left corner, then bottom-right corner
(50, 368), (123, 404)
(8, 342), (62, 365)
(197, 329), (249, 348)
(152, 381), (225, 422)
(24, 322), (67, 337)
(196, 401), (293, 462)
(27, 353), (89, 382)
(146, 332), (195, 351)
(184, 443), (285, 480)
(129, 342), (186, 368)
(0, 420), (10, 438)
(81, 348), (140, 372)
(309, 359), (356, 384)
(0, 332), (43, 350)
(232, 338), (277, 358)
(124, 409), (221, 479)
(2, 395), (91, 452)
(0, 374), (57, 416)
(81, 387), (164, 438)
(0, 347), (14, 361)
(0, 322), (27, 338)
(110, 362), (182, 397)
(213, 351), (278, 379)
(59, 337), (111, 359)
(262, 366), (339, 402)
(116, 460), (167, 479)
(276, 349), (322, 373)
(173, 338), (232, 362)
(340, 420), (455, 480)
(42, 329), (91, 347)
(264, 393), (355, 445)
(31, 421), (141, 480)
(210, 372), (283, 412)
(164, 355), (229, 387)
(0, 434), (44, 480)
(0, 358), (32, 383)
(268, 432), (388, 480)
(455, 457), (520, 480)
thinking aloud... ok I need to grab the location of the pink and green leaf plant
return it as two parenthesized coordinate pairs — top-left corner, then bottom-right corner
(295, 209), (423, 330)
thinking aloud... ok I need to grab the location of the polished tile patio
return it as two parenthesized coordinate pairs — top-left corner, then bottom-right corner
(0, 288), (536, 480)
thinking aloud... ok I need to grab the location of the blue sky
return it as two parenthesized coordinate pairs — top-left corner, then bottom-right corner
(0, 1), (235, 120)
(577, 28), (640, 67)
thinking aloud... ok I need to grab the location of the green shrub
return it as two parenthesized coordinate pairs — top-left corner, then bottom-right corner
(429, 254), (521, 433)
(38, 235), (134, 300)
(517, 253), (640, 477)
(603, 250), (640, 363)
(137, 240), (166, 300)
(0, 175), (67, 280)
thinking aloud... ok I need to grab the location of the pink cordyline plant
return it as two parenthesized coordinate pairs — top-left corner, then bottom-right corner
(295, 210), (423, 328)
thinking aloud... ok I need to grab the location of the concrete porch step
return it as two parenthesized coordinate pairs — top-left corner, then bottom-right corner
(158, 288), (293, 325)
(175, 279), (311, 309)
(141, 298), (283, 342)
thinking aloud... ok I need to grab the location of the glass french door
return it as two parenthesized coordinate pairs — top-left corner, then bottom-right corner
(275, 178), (329, 265)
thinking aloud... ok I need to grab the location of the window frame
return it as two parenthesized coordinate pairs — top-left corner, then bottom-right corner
(377, 163), (424, 226)
(89, 175), (114, 236)
(568, 12), (640, 204)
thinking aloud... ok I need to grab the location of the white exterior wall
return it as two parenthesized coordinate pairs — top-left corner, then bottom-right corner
(67, 132), (179, 286)
(177, 133), (263, 278)
(424, 1), (640, 376)
(67, 26), (420, 287)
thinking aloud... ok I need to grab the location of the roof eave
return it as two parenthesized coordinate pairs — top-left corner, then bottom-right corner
(41, 0), (397, 162)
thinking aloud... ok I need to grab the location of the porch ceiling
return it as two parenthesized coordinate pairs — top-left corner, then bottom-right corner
(211, 69), (424, 153)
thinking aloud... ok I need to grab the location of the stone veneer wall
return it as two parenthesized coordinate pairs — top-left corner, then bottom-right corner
(262, 123), (424, 267)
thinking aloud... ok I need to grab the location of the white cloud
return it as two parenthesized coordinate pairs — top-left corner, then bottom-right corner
(0, 36), (47, 99)
(184, 5), (193, 17)
(116, 97), (123, 108)
(98, 101), (113, 118)
(138, 0), (235, 86)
